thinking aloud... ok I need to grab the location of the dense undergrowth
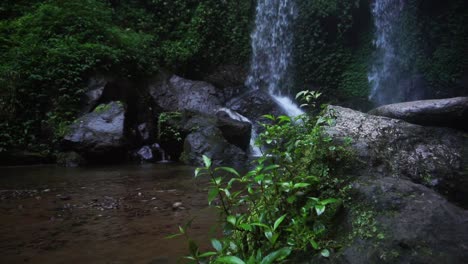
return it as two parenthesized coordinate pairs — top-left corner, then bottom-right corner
(173, 94), (353, 263)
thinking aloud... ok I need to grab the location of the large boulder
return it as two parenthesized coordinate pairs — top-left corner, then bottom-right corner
(216, 108), (252, 151)
(149, 74), (222, 115)
(369, 97), (468, 132)
(306, 177), (468, 264)
(226, 90), (286, 121)
(181, 114), (247, 167)
(324, 105), (468, 206)
(62, 101), (127, 162)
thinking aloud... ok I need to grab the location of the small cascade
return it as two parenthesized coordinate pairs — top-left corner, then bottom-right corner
(368, 0), (406, 105)
(245, 0), (303, 156)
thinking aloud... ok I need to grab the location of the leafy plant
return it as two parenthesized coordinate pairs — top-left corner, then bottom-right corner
(173, 92), (352, 263)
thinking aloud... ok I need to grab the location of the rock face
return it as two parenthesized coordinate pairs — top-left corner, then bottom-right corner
(203, 64), (248, 89)
(182, 114), (247, 166)
(369, 97), (468, 132)
(325, 105), (467, 206)
(308, 177), (468, 264)
(149, 74), (222, 115)
(303, 105), (468, 264)
(62, 102), (126, 161)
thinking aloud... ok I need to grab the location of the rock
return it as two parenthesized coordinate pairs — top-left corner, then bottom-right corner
(226, 89), (286, 121)
(62, 101), (126, 162)
(324, 105), (468, 206)
(135, 146), (154, 162)
(306, 177), (468, 264)
(149, 74), (222, 115)
(137, 123), (151, 143)
(369, 97), (468, 132)
(172, 202), (183, 210)
(81, 76), (107, 113)
(182, 114), (247, 166)
(216, 108), (252, 151)
(56, 151), (85, 167)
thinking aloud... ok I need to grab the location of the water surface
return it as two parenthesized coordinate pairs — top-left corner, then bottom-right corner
(0, 164), (218, 264)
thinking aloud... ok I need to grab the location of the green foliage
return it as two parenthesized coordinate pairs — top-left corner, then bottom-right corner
(0, 0), (253, 154)
(177, 92), (353, 263)
(158, 112), (183, 143)
(293, 0), (372, 102)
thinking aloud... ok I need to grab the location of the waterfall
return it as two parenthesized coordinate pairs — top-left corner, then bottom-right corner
(246, 0), (303, 117)
(368, 0), (406, 106)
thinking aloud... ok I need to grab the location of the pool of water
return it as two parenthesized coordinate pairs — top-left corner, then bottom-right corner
(0, 163), (219, 264)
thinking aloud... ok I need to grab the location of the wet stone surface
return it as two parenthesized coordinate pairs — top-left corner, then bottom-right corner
(0, 164), (219, 264)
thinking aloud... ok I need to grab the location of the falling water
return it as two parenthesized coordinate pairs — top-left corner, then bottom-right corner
(368, 0), (406, 105)
(246, 0), (303, 117)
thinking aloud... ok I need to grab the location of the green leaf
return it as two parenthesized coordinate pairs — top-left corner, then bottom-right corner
(194, 167), (204, 178)
(293, 183), (310, 189)
(227, 215), (237, 226)
(273, 214), (287, 231)
(320, 198), (338, 205)
(310, 239), (319, 250)
(199, 251), (217, 258)
(188, 239), (199, 256)
(321, 249), (330, 258)
(315, 204), (326, 216)
(208, 187), (219, 204)
(217, 166), (240, 177)
(239, 223), (252, 231)
(260, 247), (292, 264)
(211, 238), (222, 252)
(216, 256), (245, 264)
(262, 114), (275, 121)
(202, 155), (212, 168)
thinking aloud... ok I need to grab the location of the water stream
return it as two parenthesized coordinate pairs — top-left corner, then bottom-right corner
(368, 0), (406, 105)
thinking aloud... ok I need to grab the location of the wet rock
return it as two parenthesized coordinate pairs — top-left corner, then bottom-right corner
(135, 146), (154, 162)
(182, 114), (248, 167)
(324, 105), (468, 206)
(216, 109), (252, 151)
(172, 202), (183, 210)
(62, 101), (127, 162)
(226, 89), (286, 121)
(56, 151), (85, 167)
(149, 74), (222, 115)
(369, 97), (468, 132)
(306, 177), (468, 264)
(137, 123), (151, 143)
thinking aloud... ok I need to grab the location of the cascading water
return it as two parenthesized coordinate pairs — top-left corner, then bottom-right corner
(246, 0), (303, 117)
(368, 0), (406, 106)
(245, 0), (303, 156)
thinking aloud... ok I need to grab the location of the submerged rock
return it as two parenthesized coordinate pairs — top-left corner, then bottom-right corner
(324, 105), (468, 206)
(62, 101), (126, 162)
(56, 151), (85, 167)
(369, 97), (468, 132)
